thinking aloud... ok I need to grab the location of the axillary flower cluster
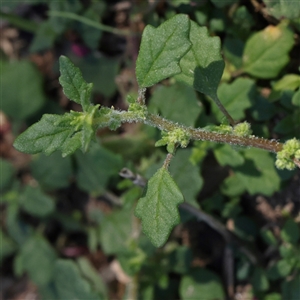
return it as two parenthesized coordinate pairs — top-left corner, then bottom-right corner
(276, 138), (300, 170)
(155, 128), (191, 154)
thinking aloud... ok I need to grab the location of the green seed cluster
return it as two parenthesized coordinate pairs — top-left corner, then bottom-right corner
(276, 138), (300, 170)
(233, 122), (252, 137)
(155, 128), (190, 153)
(128, 103), (148, 119)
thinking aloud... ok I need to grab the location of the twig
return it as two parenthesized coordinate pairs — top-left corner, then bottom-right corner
(96, 110), (291, 164)
(144, 113), (283, 154)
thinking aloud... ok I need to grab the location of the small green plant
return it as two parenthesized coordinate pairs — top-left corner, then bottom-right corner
(14, 14), (300, 248)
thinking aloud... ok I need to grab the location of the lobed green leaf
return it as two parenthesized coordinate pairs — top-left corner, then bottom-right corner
(59, 55), (93, 111)
(175, 20), (224, 99)
(135, 167), (184, 247)
(13, 114), (82, 157)
(243, 23), (294, 78)
(136, 14), (191, 88)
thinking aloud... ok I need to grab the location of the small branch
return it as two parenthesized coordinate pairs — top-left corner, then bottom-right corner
(97, 109), (291, 164)
(144, 113), (283, 154)
(48, 11), (136, 36)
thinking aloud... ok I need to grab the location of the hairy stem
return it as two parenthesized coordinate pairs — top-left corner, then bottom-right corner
(93, 107), (299, 169)
(145, 113), (283, 153)
(107, 110), (284, 154)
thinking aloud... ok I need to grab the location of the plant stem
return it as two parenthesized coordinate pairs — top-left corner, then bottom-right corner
(48, 11), (136, 36)
(95, 108), (300, 168)
(146, 114), (283, 153)
(114, 111), (284, 154)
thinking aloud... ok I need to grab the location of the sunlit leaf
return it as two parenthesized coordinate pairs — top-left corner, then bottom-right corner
(136, 14), (191, 87)
(243, 23), (294, 78)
